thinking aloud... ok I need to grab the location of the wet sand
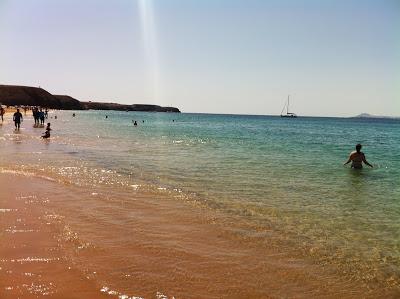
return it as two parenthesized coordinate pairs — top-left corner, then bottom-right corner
(0, 174), (108, 299)
(1, 172), (396, 298)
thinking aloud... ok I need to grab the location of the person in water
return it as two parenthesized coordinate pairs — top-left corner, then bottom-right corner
(0, 106), (5, 122)
(33, 107), (39, 125)
(39, 108), (45, 125)
(42, 123), (51, 139)
(344, 144), (373, 169)
(13, 108), (23, 130)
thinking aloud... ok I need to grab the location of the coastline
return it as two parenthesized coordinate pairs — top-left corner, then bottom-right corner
(0, 84), (181, 112)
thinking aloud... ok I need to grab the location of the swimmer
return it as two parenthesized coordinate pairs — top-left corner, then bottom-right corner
(133, 120), (138, 126)
(344, 144), (373, 169)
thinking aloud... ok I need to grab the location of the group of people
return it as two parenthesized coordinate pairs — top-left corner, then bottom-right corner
(32, 107), (48, 125)
(10, 108), (51, 138)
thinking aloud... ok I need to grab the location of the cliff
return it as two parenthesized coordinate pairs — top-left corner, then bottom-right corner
(0, 85), (82, 109)
(0, 85), (180, 112)
(53, 95), (83, 110)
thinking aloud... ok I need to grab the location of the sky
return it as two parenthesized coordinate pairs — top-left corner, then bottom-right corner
(0, 0), (399, 116)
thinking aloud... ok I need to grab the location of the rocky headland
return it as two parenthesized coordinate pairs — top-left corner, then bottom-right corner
(0, 85), (180, 113)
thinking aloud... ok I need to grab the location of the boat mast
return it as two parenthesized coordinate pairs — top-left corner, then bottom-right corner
(287, 95), (290, 114)
(280, 97), (286, 116)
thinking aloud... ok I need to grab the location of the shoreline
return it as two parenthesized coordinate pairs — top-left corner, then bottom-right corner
(0, 171), (394, 298)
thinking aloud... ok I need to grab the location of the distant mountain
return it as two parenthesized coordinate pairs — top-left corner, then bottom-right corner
(0, 85), (180, 112)
(354, 113), (399, 119)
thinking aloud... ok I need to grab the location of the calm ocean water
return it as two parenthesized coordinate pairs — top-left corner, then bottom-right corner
(1, 110), (400, 295)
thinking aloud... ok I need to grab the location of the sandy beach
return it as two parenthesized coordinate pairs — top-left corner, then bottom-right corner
(0, 174), (110, 299)
(1, 107), (18, 115)
(0, 172), (379, 299)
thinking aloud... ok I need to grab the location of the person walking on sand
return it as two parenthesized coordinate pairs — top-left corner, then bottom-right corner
(344, 144), (373, 169)
(13, 108), (23, 130)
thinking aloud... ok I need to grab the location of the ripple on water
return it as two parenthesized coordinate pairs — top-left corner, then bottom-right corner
(22, 282), (56, 296)
(100, 286), (144, 299)
(99, 286), (173, 299)
(0, 209), (16, 213)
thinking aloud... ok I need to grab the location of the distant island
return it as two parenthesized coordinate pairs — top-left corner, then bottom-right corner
(353, 113), (399, 119)
(0, 85), (180, 113)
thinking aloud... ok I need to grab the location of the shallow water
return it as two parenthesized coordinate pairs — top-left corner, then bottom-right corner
(0, 111), (399, 297)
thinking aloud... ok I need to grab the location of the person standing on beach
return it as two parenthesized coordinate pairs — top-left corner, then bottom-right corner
(13, 108), (23, 130)
(39, 109), (45, 125)
(0, 106), (5, 122)
(33, 107), (39, 125)
(344, 144), (373, 169)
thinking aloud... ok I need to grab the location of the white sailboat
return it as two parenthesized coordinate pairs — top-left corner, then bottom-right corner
(280, 95), (297, 118)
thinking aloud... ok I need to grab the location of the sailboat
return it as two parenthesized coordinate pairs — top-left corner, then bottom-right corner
(280, 95), (297, 118)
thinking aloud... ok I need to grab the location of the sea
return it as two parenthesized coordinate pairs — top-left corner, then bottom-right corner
(0, 110), (399, 298)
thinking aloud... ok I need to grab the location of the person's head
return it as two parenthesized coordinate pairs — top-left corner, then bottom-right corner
(47, 123), (51, 127)
(356, 144), (362, 153)
(17, 108), (20, 112)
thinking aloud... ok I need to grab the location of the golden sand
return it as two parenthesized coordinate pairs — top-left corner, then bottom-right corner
(0, 174), (108, 299)
(1, 172), (393, 298)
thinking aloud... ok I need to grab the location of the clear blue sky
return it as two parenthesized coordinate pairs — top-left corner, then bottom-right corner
(0, 0), (398, 116)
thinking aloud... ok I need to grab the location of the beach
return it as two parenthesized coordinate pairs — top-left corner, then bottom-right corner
(0, 172), (386, 299)
(0, 111), (399, 298)
(0, 174), (110, 298)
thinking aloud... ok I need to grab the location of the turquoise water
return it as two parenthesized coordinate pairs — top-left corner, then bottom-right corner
(1, 110), (400, 289)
